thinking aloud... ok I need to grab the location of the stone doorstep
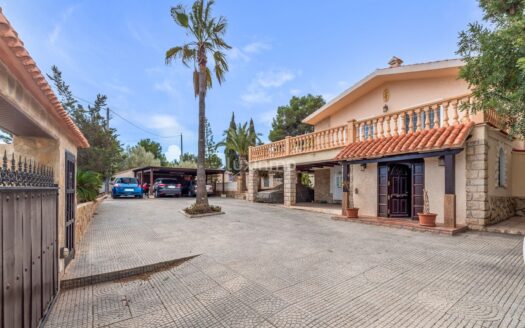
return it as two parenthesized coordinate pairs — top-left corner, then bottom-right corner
(60, 255), (199, 289)
(179, 210), (226, 218)
(332, 215), (469, 236)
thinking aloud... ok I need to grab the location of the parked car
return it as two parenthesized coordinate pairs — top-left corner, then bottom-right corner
(111, 177), (142, 199)
(153, 178), (182, 197)
(182, 180), (214, 197)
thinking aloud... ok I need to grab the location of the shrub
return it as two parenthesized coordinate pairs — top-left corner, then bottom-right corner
(184, 203), (222, 215)
(77, 170), (102, 203)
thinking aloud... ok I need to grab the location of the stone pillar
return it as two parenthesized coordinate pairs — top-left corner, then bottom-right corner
(246, 169), (259, 202)
(283, 163), (296, 206)
(466, 139), (489, 228)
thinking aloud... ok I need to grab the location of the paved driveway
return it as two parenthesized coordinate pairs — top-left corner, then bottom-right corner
(46, 198), (525, 327)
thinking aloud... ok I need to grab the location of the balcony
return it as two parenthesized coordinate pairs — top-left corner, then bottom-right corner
(249, 93), (504, 162)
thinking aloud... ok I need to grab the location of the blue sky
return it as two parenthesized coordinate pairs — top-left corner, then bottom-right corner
(2, 0), (482, 162)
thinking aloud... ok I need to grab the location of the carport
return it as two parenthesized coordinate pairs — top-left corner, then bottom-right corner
(132, 166), (225, 195)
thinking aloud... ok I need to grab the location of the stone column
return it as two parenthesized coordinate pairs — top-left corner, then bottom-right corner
(283, 163), (297, 206)
(466, 139), (489, 228)
(246, 169), (259, 202)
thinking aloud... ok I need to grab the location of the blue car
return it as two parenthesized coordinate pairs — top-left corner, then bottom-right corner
(111, 177), (143, 199)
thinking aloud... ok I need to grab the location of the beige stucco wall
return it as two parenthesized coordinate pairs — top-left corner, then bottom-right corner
(424, 151), (467, 225)
(348, 153), (467, 224)
(352, 163), (378, 216)
(315, 75), (469, 131)
(0, 61), (80, 274)
(512, 151), (525, 198)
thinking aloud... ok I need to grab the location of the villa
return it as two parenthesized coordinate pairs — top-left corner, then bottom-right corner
(248, 57), (525, 230)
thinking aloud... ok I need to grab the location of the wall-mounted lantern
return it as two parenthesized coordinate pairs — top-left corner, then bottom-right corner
(383, 104), (389, 113)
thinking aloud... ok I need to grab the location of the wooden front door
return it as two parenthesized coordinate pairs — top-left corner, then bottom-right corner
(388, 164), (411, 217)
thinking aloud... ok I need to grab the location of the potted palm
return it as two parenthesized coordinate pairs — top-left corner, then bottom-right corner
(418, 189), (437, 227)
(344, 165), (359, 218)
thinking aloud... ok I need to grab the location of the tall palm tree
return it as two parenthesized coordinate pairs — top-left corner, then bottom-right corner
(165, 0), (230, 206)
(219, 122), (261, 192)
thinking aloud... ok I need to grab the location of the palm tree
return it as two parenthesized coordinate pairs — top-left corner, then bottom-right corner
(219, 122), (261, 192)
(165, 0), (230, 207)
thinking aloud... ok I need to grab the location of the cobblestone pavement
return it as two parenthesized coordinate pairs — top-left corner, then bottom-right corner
(47, 198), (525, 327)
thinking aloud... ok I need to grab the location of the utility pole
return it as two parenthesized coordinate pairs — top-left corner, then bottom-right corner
(105, 107), (110, 193)
(180, 133), (183, 161)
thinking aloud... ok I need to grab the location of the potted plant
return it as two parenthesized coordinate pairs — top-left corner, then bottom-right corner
(418, 189), (437, 227)
(344, 165), (359, 218)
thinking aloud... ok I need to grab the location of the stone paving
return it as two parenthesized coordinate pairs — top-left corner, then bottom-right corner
(46, 198), (525, 327)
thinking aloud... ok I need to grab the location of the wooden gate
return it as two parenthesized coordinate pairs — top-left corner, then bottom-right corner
(64, 151), (75, 267)
(0, 153), (59, 328)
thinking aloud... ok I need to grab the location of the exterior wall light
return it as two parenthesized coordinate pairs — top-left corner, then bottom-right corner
(360, 163), (367, 171)
(383, 104), (389, 113)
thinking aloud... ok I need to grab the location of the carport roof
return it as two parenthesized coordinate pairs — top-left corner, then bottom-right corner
(132, 166), (225, 175)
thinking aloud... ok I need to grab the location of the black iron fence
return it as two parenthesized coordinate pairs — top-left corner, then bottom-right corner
(0, 151), (58, 328)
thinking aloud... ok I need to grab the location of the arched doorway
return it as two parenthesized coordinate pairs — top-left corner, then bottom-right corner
(389, 164), (411, 217)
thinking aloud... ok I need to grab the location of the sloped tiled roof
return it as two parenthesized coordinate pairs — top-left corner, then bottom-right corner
(0, 9), (89, 148)
(335, 122), (475, 161)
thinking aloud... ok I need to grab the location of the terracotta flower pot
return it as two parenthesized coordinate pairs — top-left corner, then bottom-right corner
(346, 208), (359, 219)
(418, 213), (437, 227)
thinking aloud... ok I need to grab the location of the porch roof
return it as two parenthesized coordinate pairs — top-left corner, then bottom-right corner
(335, 122), (474, 161)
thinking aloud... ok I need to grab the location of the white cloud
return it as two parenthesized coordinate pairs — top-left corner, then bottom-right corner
(259, 110), (275, 127)
(242, 41), (271, 54)
(241, 90), (271, 105)
(154, 79), (182, 99)
(165, 144), (181, 162)
(48, 5), (76, 46)
(228, 41), (271, 62)
(289, 88), (302, 96)
(241, 69), (296, 105)
(255, 69), (295, 88)
(106, 82), (131, 94)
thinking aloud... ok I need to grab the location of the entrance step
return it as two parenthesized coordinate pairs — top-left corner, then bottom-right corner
(332, 215), (468, 236)
(60, 255), (199, 289)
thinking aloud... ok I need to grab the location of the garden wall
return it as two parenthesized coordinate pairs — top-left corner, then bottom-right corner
(75, 195), (105, 245)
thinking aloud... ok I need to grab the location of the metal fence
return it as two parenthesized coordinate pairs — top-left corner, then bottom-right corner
(0, 152), (58, 328)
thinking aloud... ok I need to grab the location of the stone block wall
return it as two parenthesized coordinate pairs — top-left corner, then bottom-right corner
(466, 139), (490, 228)
(283, 165), (296, 206)
(75, 195), (105, 245)
(314, 169), (333, 203)
(246, 169), (258, 202)
(488, 196), (515, 225)
(516, 198), (525, 216)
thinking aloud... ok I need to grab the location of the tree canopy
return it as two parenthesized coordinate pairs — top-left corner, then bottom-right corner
(223, 112), (238, 172)
(121, 146), (161, 170)
(457, 0), (525, 137)
(137, 139), (168, 166)
(48, 66), (123, 178)
(268, 94), (326, 142)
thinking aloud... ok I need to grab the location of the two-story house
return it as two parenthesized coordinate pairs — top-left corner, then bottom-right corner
(248, 57), (525, 230)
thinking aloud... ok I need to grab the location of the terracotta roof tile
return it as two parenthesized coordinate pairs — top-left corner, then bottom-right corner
(335, 122), (475, 161)
(0, 9), (89, 148)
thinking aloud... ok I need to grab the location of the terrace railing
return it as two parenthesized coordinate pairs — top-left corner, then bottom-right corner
(249, 93), (505, 162)
(249, 125), (348, 162)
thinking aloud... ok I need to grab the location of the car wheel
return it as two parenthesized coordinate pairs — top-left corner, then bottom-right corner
(111, 194), (116, 199)
(155, 191), (159, 198)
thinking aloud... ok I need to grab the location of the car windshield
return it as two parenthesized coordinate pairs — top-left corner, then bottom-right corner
(118, 178), (138, 184)
(160, 179), (179, 184)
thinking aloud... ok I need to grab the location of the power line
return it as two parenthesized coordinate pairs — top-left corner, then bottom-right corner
(73, 94), (182, 139)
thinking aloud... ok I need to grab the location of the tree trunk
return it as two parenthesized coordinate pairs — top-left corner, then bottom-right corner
(239, 155), (247, 192)
(196, 63), (209, 206)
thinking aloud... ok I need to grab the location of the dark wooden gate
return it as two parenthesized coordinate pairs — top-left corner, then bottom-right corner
(0, 153), (59, 328)
(64, 151), (75, 267)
